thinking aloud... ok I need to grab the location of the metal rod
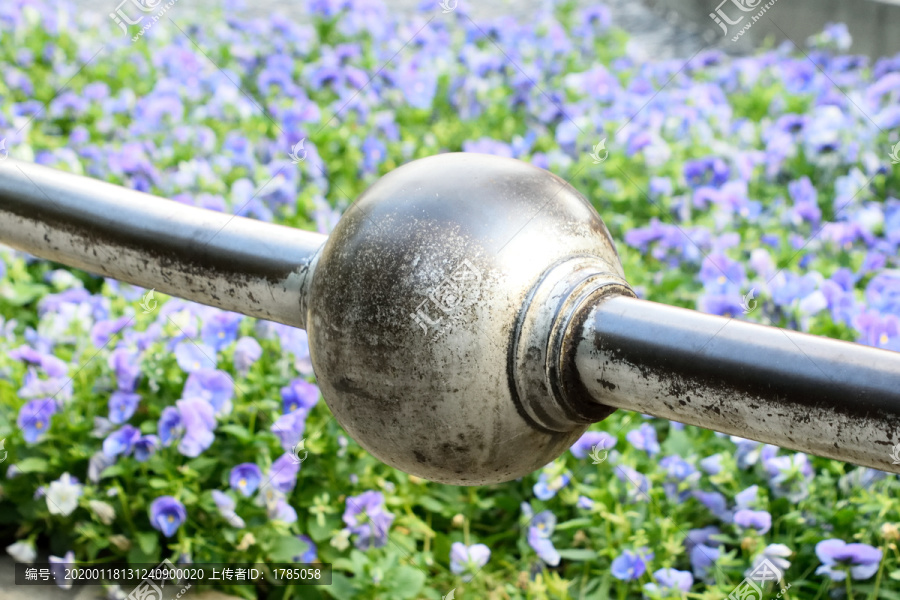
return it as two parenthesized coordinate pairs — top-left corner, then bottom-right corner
(3, 155), (899, 482)
(0, 159), (326, 328)
(574, 295), (900, 473)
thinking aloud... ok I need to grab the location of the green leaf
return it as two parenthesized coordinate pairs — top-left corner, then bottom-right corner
(306, 514), (334, 542)
(3, 283), (48, 306)
(219, 424), (253, 443)
(187, 456), (218, 473)
(330, 558), (355, 572)
(135, 531), (158, 555)
(127, 539), (159, 565)
(889, 569), (900, 581)
(381, 565), (425, 599)
(14, 457), (49, 473)
(554, 518), (592, 531)
(417, 496), (444, 514)
(660, 429), (693, 456)
(555, 548), (597, 562)
(269, 535), (309, 562)
(324, 573), (357, 600)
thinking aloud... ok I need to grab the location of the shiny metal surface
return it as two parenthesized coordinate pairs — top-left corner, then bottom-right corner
(307, 153), (630, 484)
(0, 159), (325, 328)
(2, 154), (899, 484)
(574, 295), (900, 473)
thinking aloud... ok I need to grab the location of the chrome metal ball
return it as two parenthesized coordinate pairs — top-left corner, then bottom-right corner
(306, 153), (633, 485)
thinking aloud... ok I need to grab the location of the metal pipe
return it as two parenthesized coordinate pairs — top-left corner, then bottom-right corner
(0, 159), (325, 328)
(2, 153), (899, 483)
(572, 295), (900, 473)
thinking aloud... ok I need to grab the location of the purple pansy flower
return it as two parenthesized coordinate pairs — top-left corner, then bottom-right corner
(525, 507), (561, 566)
(643, 568), (693, 596)
(612, 548), (654, 581)
(133, 434), (159, 462)
(48, 551), (75, 590)
(281, 379), (319, 414)
(88, 451), (116, 483)
(268, 452), (300, 494)
(570, 431), (616, 459)
(183, 369), (234, 415)
(690, 543), (721, 582)
(90, 315), (131, 348)
(149, 496), (187, 538)
(343, 491), (395, 550)
(211, 490), (245, 528)
(449, 542), (491, 582)
(175, 397), (216, 457)
(734, 509), (772, 534)
(102, 425), (141, 458)
(108, 391), (141, 424)
(577, 495), (594, 510)
(233, 336), (262, 374)
(158, 406), (183, 446)
(230, 463), (262, 497)
(271, 410), (308, 453)
(692, 490), (732, 521)
(201, 311), (242, 351)
(174, 341), (217, 373)
(626, 423), (660, 455)
(815, 539), (882, 581)
(108, 348), (141, 392)
(660, 455), (700, 501)
(17, 399), (58, 443)
(533, 470), (571, 501)
(700, 454), (724, 475)
(294, 535), (318, 563)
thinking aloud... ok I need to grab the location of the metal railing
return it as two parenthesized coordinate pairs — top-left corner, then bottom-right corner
(2, 154), (898, 485)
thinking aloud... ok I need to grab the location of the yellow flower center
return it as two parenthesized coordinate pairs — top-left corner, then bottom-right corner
(193, 361), (201, 369)
(880, 333), (889, 345)
(239, 478), (247, 487)
(717, 276), (726, 284)
(290, 403), (298, 412)
(36, 421), (44, 429)
(168, 515), (174, 523)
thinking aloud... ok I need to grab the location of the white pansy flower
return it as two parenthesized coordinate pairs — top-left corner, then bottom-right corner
(6, 540), (37, 563)
(46, 472), (83, 517)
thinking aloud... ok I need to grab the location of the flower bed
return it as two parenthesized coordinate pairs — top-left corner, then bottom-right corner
(1, 0), (900, 598)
